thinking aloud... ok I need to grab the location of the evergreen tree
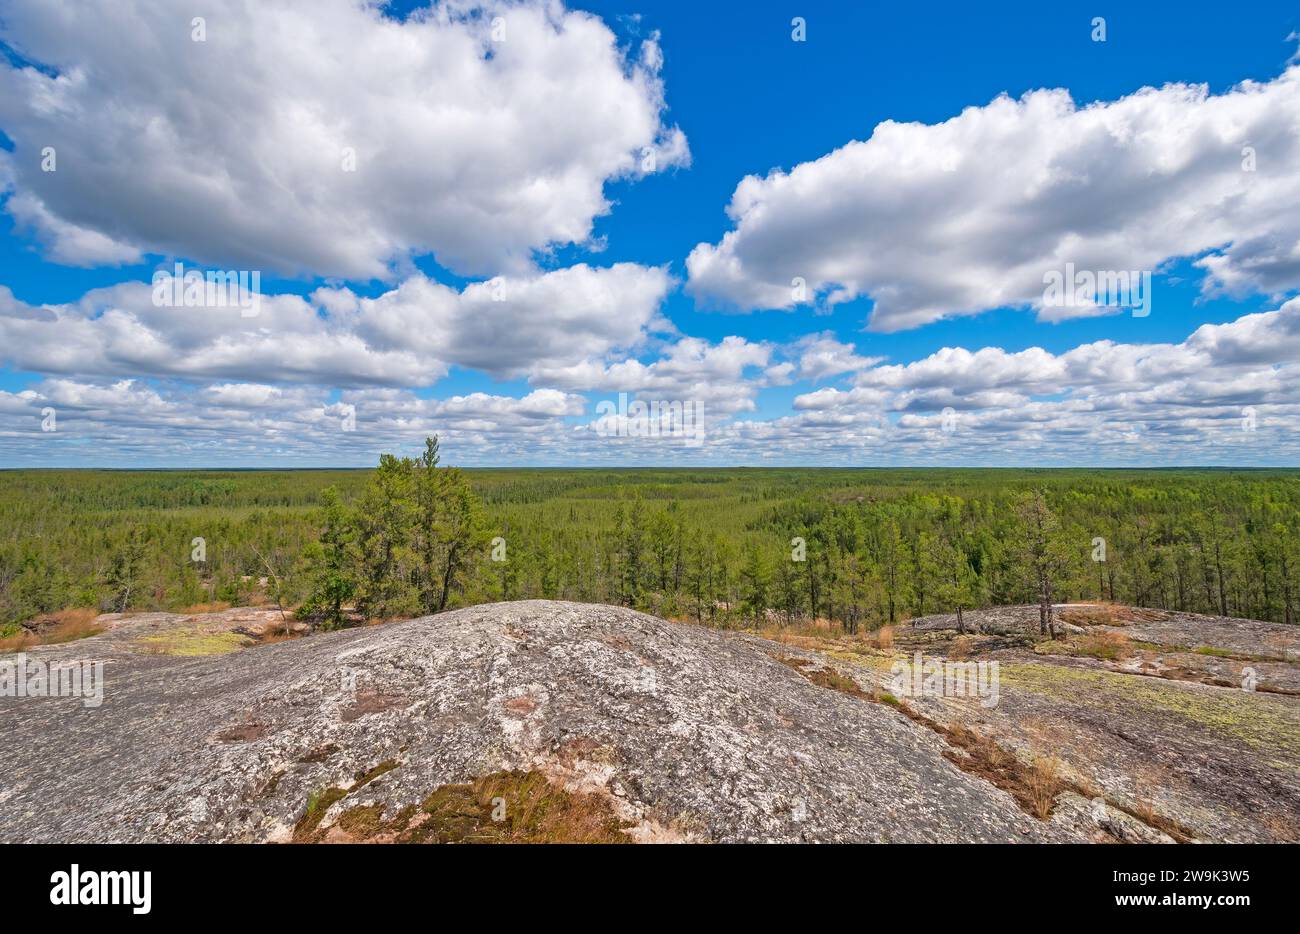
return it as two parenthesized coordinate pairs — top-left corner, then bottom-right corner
(910, 531), (940, 619)
(434, 468), (484, 611)
(934, 531), (979, 633)
(880, 520), (905, 625)
(415, 436), (445, 615)
(775, 550), (804, 625)
(354, 454), (418, 619)
(740, 544), (771, 624)
(104, 529), (146, 613)
(298, 486), (355, 630)
(1015, 491), (1070, 637)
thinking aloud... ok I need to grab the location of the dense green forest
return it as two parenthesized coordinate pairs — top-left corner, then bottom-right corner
(2, 453), (1298, 635)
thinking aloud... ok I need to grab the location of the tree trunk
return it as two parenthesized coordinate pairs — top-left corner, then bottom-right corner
(1038, 576), (1049, 636)
(437, 543), (460, 612)
(1280, 553), (1294, 626)
(1214, 541), (1228, 616)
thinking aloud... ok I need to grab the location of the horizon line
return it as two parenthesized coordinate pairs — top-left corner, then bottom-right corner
(2, 464), (1299, 472)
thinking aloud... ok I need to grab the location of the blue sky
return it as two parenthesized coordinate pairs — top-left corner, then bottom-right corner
(1, 0), (1299, 466)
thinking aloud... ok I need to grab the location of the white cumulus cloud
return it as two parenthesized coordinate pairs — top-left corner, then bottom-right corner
(687, 65), (1300, 330)
(0, 263), (674, 387)
(0, 0), (688, 279)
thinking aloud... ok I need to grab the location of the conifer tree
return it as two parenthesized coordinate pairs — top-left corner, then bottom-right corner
(298, 486), (355, 630)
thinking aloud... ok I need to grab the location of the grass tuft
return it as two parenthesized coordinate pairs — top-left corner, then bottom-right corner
(775, 654), (870, 698)
(1073, 630), (1132, 661)
(0, 608), (103, 654)
(295, 768), (633, 844)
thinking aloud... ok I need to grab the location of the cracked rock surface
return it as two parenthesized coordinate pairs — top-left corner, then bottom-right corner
(0, 600), (1074, 843)
(838, 605), (1300, 842)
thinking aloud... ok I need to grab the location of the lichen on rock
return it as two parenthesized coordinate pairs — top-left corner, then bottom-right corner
(0, 600), (1075, 843)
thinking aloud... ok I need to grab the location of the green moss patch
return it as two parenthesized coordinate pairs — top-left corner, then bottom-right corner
(293, 759), (401, 841)
(295, 768), (633, 844)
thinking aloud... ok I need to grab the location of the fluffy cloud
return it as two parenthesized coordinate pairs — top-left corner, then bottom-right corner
(538, 334), (775, 416)
(337, 263), (674, 379)
(837, 300), (1300, 400)
(0, 378), (591, 466)
(769, 298), (1300, 464)
(0, 0), (687, 279)
(687, 65), (1300, 330)
(789, 333), (883, 381)
(5, 300), (1297, 467)
(0, 260), (785, 463)
(0, 263), (673, 387)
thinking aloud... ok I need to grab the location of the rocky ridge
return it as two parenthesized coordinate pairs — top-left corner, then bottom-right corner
(0, 601), (1077, 843)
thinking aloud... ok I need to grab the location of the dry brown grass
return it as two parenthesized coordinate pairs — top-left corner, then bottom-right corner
(942, 727), (1062, 820)
(753, 624), (880, 660)
(1261, 812), (1300, 843)
(1131, 764), (1169, 826)
(0, 632), (30, 653)
(1074, 629), (1132, 661)
(775, 654), (871, 699)
(0, 629), (38, 653)
(873, 702), (1073, 823)
(803, 665), (870, 698)
(41, 608), (102, 639)
(858, 645), (1197, 840)
(948, 635), (973, 659)
(1025, 756), (1065, 820)
(757, 619), (850, 639)
(875, 625), (894, 651)
(1058, 605), (1121, 627)
(0, 608), (103, 653)
(768, 635), (1189, 837)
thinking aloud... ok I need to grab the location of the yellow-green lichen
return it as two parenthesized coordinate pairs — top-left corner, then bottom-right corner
(1001, 662), (1300, 761)
(136, 630), (252, 656)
